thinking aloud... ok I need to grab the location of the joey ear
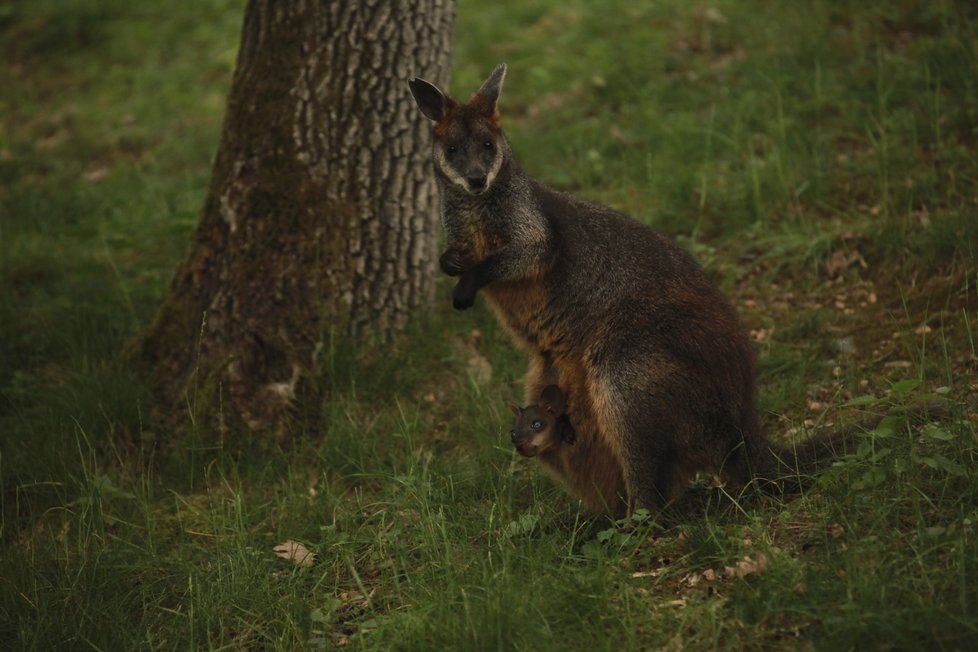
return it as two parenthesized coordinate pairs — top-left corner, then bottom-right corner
(508, 403), (522, 417)
(409, 77), (453, 122)
(539, 385), (565, 417)
(476, 63), (507, 107)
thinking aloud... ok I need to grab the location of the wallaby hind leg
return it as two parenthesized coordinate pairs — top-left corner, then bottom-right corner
(586, 372), (666, 515)
(625, 463), (664, 515)
(654, 459), (691, 508)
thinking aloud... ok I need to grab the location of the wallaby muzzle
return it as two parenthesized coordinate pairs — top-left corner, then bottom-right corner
(513, 438), (540, 457)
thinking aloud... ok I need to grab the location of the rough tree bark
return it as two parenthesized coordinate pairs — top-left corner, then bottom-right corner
(135, 0), (456, 433)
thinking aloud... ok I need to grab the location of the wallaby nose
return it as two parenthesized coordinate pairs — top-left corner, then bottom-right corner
(467, 175), (487, 191)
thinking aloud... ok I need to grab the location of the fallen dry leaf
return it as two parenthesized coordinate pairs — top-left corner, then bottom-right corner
(273, 539), (316, 566)
(631, 569), (663, 579)
(338, 589), (374, 609)
(83, 166), (109, 183)
(36, 130), (70, 150)
(608, 125), (628, 143)
(884, 360), (913, 369)
(466, 353), (493, 385)
(750, 327), (772, 342)
(465, 328), (483, 347)
(825, 249), (867, 279)
(725, 553), (769, 579)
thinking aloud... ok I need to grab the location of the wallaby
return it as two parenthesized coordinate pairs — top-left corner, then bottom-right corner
(409, 64), (854, 516)
(510, 384), (576, 456)
(510, 385), (628, 516)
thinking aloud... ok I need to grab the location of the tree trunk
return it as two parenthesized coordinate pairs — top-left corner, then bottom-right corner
(135, 0), (456, 434)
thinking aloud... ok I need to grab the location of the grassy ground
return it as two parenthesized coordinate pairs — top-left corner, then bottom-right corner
(2, 0), (977, 649)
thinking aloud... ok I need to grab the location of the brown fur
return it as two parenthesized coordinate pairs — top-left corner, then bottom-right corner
(539, 429), (628, 516)
(511, 384), (628, 516)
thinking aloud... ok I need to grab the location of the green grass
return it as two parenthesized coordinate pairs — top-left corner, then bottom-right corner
(3, 0), (978, 649)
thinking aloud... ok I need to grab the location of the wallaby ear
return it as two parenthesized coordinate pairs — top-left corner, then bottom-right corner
(508, 403), (522, 417)
(409, 77), (453, 122)
(539, 385), (565, 417)
(476, 63), (507, 107)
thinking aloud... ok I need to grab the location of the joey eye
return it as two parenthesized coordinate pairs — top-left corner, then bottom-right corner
(531, 420), (544, 431)
(445, 144), (458, 155)
(483, 140), (494, 150)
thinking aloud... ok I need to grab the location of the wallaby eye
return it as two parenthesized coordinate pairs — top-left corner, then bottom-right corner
(531, 420), (544, 431)
(483, 140), (494, 151)
(445, 144), (458, 156)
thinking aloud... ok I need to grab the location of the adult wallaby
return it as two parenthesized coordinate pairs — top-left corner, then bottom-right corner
(409, 64), (844, 516)
(510, 385), (627, 515)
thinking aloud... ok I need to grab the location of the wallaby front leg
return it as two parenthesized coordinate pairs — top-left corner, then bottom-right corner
(451, 244), (545, 310)
(452, 272), (479, 310)
(452, 254), (499, 310)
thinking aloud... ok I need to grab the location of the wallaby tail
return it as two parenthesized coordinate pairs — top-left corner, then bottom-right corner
(755, 401), (946, 493)
(762, 428), (854, 492)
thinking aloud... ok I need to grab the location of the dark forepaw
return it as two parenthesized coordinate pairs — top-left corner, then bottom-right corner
(439, 249), (469, 277)
(558, 416), (576, 445)
(452, 275), (478, 310)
